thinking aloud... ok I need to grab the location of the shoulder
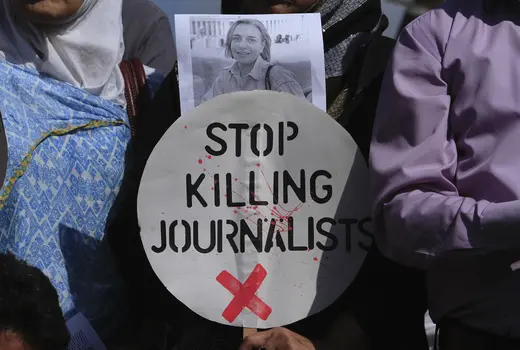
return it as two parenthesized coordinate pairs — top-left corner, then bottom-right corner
(398, 0), (470, 61)
(122, 0), (169, 26)
(267, 64), (298, 83)
(269, 64), (294, 75)
(213, 67), (233, 84)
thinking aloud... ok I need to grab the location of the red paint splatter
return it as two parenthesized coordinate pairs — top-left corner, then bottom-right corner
(184, 125), (188, 129)
(313, 257), (319, 262)
(211, 187), (214, 190)
(198, 159), (203, 164)
(233, 210), (238, 214)
(224, 194), (227, 198)
(207, 155), (212, 159)
(255, 165), (305, 218)
(234, 178), (238, 181)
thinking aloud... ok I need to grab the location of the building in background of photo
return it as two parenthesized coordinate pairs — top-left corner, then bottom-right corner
(189, 16), (306, 58)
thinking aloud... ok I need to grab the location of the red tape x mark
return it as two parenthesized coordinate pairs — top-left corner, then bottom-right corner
(216, 264), (272, 323)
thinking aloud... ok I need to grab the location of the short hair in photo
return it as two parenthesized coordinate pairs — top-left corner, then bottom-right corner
(224, 19), (272, 62)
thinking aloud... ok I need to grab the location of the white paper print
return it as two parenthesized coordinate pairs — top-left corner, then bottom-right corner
(175, 14), (327, 115)
(66, 313), (106, 350)
(138, 91), (372, 329)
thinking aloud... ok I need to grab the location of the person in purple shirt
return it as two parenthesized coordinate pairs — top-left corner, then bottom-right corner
(370, 0), (520, 348)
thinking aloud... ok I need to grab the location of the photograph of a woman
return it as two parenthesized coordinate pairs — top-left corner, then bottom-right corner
(201, 19), (304, 102)
(176, 13), (326, 113)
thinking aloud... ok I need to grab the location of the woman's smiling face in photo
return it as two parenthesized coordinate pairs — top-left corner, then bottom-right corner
(230, 23), (265, 64)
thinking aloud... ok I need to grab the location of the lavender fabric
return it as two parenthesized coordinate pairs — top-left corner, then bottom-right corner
(370, 0), (520, 336)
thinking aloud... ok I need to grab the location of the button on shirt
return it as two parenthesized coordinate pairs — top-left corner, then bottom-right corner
(202, 57), (304, 102)
(370, 0), (520, 337)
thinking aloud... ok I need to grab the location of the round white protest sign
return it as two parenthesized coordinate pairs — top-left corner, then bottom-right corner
(138, 91), (372, 328)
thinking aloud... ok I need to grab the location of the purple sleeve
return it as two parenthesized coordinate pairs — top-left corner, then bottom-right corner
(369, 9), (520, 268)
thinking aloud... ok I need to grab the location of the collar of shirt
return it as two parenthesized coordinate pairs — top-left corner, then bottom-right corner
(228, 57), (270, 83)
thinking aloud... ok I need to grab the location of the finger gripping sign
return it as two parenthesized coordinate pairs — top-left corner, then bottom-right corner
(138, 91), (373, 328)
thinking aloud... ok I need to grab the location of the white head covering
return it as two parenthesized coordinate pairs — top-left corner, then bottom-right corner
(0, 0), (126, 106)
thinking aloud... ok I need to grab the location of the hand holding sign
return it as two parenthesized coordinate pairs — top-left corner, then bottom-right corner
(240, 328), (316, 350)
(138, 90), (372, 329)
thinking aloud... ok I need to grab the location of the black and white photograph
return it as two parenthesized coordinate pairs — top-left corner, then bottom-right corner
(175, 14), (326, 114)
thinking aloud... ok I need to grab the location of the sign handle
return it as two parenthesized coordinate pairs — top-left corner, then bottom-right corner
(243, 327), (258, 339)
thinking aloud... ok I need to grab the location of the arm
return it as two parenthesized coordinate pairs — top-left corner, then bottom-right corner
(271, 66), (305, 97)
(369, 9), (520, 269)
(106, 68), (181, 321)
(122, 0), (176, 75)
(133, 16), (176, 75)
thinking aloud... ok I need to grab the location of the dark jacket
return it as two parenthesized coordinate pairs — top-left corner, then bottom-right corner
(106, 4), (428, 349)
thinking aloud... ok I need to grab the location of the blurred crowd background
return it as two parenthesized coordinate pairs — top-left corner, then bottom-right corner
(152, 0), (444, 39)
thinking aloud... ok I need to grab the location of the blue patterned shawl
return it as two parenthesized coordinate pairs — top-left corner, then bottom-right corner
(0, 60), (130, 338)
